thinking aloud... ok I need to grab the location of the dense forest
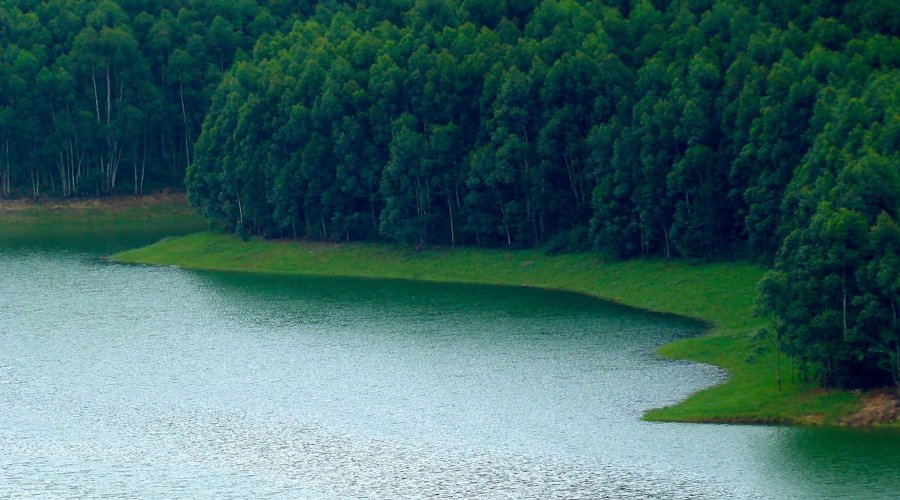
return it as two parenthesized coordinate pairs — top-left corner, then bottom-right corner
(2, 1), (898, 387)
(0, 0), (315, 197)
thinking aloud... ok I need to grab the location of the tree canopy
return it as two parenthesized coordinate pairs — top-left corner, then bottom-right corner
(0, 0), (313, 197)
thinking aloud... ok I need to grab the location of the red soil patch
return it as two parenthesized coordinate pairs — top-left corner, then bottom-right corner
(842, 390), (899, 426)
(0, 192), (188, 213)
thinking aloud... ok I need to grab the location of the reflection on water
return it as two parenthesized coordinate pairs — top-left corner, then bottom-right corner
(0, 231), (898, 498)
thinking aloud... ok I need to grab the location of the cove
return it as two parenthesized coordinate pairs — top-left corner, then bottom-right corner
(1, 228), (899, 498)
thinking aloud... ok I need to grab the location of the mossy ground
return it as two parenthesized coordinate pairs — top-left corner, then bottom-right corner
(111, 230), (895, 426)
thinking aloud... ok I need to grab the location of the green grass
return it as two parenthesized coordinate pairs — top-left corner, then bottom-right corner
(111, 230), (874, 425)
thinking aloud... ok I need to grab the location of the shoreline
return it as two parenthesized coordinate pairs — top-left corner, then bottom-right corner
(109, 230), (899, 427)
(3, 197), (895, 427)
(0, 192), (191, 213)
(0, 193), (205, 236)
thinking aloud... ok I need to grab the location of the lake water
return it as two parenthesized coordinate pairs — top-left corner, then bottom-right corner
(1, 227), (898, 498)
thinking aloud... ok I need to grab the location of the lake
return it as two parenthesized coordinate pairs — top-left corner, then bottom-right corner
(1, 227), (898, 498)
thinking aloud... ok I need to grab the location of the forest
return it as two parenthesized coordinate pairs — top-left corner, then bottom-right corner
(1, 0), (898, 387)
(0, 0), (315, 197)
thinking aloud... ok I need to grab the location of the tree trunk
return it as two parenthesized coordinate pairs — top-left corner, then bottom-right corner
(236, 192), (244, 224)
(106, 65), (111, 125)
(662, 224), (671, 258)
(180, 80), (191, 169)
(639, 224), (646, 255)
(414, 174), (423, 229)
(842, 264), (848, 341)
(139, 124), (147, 195)
(92, 65), (101, 121)
(30, 164), (39, 199)
(107, 142), (122, 194)
(370, 201), (378, 239)
(133, 157), (138, 196)
(499, 202), (511, 246)
(448, 195), (455, 248)
(2, 140), (10, 197)
(57, 151), (69, 197)
(422, 177), (430, 245)
(564, 153), (578, 204)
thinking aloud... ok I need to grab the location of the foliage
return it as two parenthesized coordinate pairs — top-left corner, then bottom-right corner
(757, 71), (900, 387)
(0, 0), (309, 198)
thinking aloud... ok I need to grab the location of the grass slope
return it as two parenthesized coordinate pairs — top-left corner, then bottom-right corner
(112, 231), (871, 425)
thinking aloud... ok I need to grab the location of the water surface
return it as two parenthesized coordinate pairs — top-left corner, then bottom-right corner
(1, 228), (898, 498)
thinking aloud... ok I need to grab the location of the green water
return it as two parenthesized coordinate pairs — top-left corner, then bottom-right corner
(0, 227), (898, 498)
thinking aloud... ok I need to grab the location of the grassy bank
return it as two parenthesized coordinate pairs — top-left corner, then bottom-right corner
(0, 193), (205, 237)
(111, 231), (896, 426)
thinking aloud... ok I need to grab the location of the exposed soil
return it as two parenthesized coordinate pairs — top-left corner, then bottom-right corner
(0, 191), (188, 213)
(841, 390), (899, 426)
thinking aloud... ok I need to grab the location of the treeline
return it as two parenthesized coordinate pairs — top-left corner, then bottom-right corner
(3, 1), (898, 387)
(186, 1), (896, 256)
(0, 0), (315, 198)
(187, 0), (899, 387)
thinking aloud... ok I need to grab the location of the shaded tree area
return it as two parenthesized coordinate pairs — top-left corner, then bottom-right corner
(0, 0), (315, 197)
(756, 70), (900, 388)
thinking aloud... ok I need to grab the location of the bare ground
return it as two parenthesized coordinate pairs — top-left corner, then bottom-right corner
(841, 390), (899, 426)
(0, 191), (188, 214)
